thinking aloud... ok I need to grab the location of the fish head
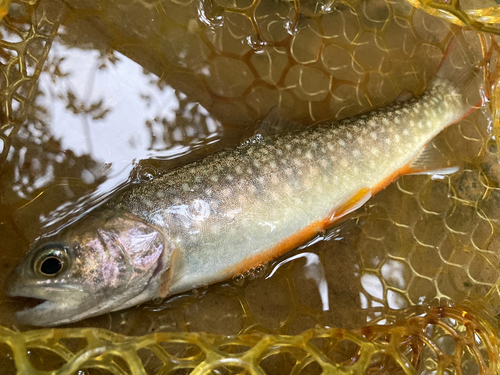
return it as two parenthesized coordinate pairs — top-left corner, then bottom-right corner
(4, 209), (166, 326)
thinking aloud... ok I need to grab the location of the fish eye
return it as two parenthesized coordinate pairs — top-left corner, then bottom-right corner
(33, 246), (68, 278)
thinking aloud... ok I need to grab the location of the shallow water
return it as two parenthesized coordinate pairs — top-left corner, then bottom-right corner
(0, 0), (498, 346)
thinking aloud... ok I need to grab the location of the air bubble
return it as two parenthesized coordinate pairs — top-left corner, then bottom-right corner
(232, 273), (245, 286)
(243, 268), (256, 281)
(240, 134), (265, 148)
(246, 35), (267, 51)
(137, 167), (157, 182)
(254, 264), (267, 278)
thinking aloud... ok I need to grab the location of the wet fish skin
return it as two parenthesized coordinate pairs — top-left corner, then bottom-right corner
(4, 35), (484, 325)
(116, 78), (466, 297)
(4, 209), (168, 325)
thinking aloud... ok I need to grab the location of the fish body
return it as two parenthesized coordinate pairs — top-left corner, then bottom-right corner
(116, 78), (466, 296)
(4, 35), (484, 325)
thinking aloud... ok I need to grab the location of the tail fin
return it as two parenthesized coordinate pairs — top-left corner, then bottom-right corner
(435, 30), (487, 114)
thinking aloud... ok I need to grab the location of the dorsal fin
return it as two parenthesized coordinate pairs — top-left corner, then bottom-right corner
(256, 106), (304, 137)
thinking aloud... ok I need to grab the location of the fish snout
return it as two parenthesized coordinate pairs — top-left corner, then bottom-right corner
(3, 264), (25, 297)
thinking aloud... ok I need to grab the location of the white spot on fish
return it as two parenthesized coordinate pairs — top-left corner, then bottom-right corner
(338, 139), (346, 147)
(182, 183), (190, 191)
(211, 175), (219, 182)
(305, 151), (313, 159)
(235, 166), (243, 174)
(143, 198), (154, 209)
(270, 161), (277, 168)
(156, 191), (165, 199)
(370, 132), (377, 140)
(340, 159), (348, 167)
(403, 129), (409, 136)
(385, 138), (391, 145)
(188, 200), (210, 221)
(222, 188), (231, 197)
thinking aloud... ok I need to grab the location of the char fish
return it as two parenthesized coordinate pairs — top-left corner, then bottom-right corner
(4, 34), (485, 326)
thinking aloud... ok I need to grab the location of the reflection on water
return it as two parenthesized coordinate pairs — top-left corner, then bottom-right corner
(268, 252), (330, 312)
(0, 0), (498, 349)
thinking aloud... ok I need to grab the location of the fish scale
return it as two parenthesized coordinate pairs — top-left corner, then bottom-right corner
(4, 36), (485, 326)
(115, 78), (463, 295)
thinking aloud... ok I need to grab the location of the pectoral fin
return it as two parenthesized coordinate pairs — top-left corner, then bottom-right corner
(158, 248), (185, 298)
(325, 187), (372, 226)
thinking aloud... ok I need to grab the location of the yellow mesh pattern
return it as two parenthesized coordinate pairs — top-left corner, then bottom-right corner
(0, 305), (498, 375)
(0, 0), (59, 165)
(1, 0), (500, 374)
(407, 0), (500, 35)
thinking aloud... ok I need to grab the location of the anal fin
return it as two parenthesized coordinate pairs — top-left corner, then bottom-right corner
(406, 144), (459, 176)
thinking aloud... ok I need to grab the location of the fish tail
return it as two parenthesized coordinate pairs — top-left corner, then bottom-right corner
(435, 31), (487, 116)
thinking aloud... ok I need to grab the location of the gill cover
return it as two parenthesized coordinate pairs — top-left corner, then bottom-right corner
(4, 209), (166, 326)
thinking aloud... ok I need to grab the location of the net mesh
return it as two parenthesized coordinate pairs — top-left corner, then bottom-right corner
(0, 304), (498, 375)
(1, 0), (500, 374)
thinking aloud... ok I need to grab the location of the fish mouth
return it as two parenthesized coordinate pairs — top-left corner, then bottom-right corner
(14, 298), (59, 325)
(10, 295), (48, 310)
(5, 284), (89, 326)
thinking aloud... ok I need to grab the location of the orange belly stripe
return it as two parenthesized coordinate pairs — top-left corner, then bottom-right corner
(225, 162), (417, 279)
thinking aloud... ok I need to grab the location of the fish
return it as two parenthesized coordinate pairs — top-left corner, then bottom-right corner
(4, 33), (485, 326)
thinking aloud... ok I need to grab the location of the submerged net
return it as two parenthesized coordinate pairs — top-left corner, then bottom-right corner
(0, 304), (498, 374)
(2, 0), (500, 374)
